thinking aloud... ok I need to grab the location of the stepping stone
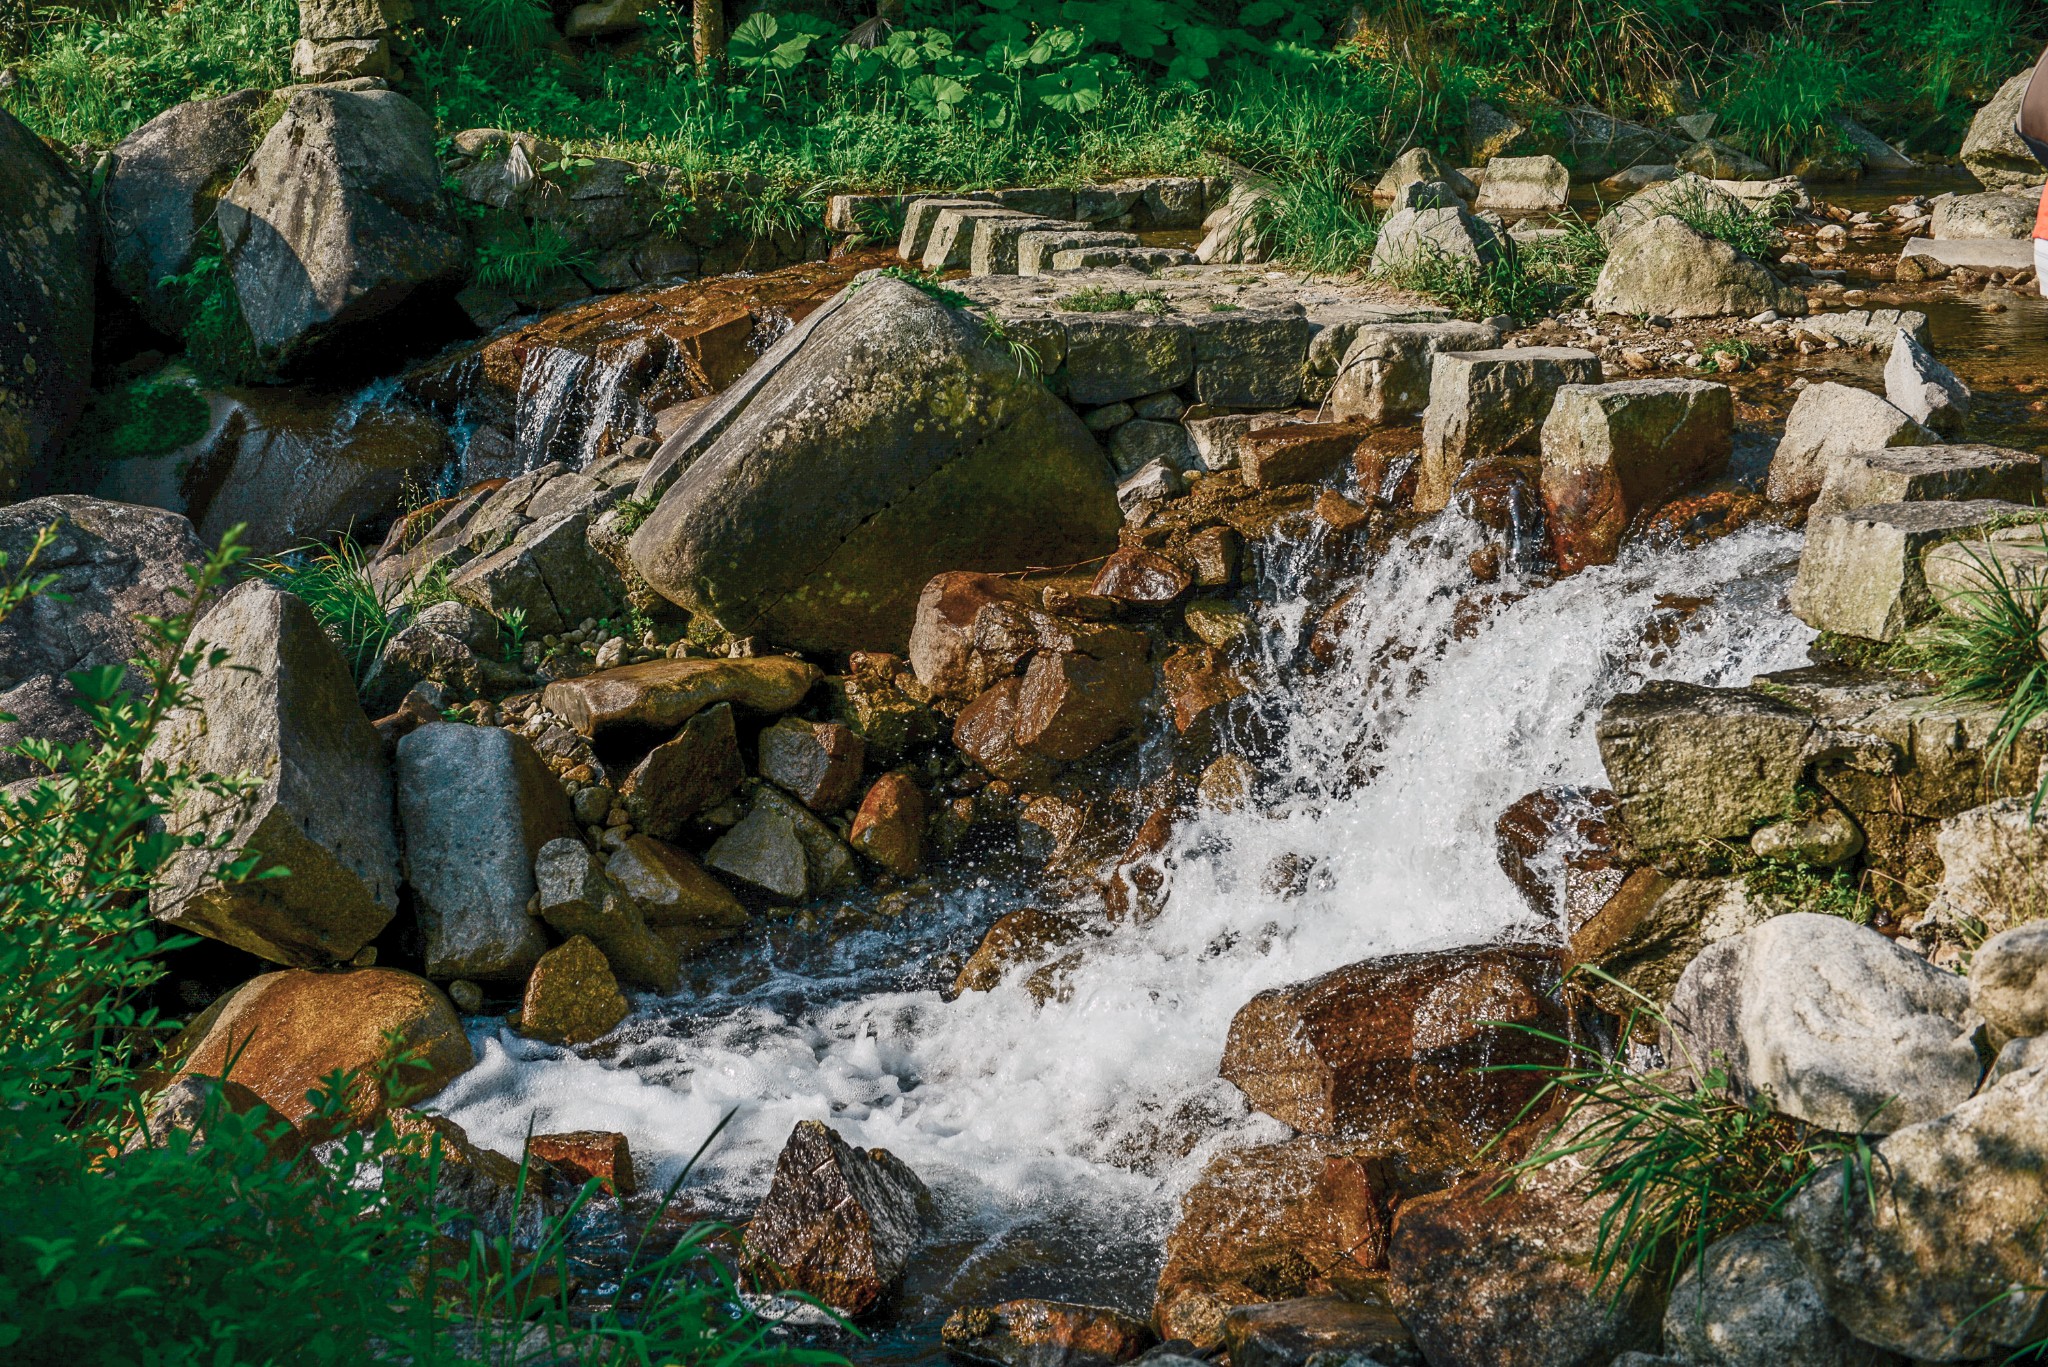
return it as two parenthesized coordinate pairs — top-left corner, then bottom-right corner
(1901, 237), (2034, 272)
(922, 205), (1035, 272)
(1792, 499), (2048, 641)
(897, 196), (994, 261)
(1813, 444), (2042, 520)
(1048, 245), (1199, 272)
(969, 216), (1092, 276)
(1018, 228), (1138, 275)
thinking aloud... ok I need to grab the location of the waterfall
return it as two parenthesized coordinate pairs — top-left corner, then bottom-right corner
(512, 348), (651, 471)
(430, 514), (1815, 1312)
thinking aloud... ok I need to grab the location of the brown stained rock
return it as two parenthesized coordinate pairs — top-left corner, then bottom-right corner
(1013, 640), (1153, 763)
(955, 677), (1062, 787)
(1313, 490), (1372, 536)
(1493, 786), (1624, 933)
(758, 716), (866, 812)
(386, 1110), (555, 1241)
(530, 1130), (636, 1195)
(520, 934), (629, 1046)
(850, 771), (928, 877)
(948, 907), (1088, 999)
(1239, 422), (1372, 491)
(1222, 1293), (1421, 1367)
(742, 1119), (929, 1316)
(606, 834), (748, 938)
(1090, 547), (1193, 606)
(942, 1299), (1155, 1367)
(908, 570), (1040, 702)
(1154, 1140), (1394, 1349)
(1218, 947), (1567, 1169)
(169, 968), (472, 1136)
(1539, 379), (1734, 573)
(620, 702), (744, 840)
(1161, 645), (1250, 736)
(541, 656), (820, 738)
(534, 838), (679, 992)
(1182, 524), (1242, 588)
(1570, 872), (1768, 1015)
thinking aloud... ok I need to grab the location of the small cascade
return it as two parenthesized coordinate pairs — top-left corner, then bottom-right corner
(431, 516), (1815, 1313)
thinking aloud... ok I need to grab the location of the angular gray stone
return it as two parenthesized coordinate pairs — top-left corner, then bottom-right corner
(1186, 309), (1313, 408)
(897, 196), (994, 262)
(1928, 797), (2048, 946)
(1766, 383), (1937, 505)
(1474, 154), (1570, 214)
(1417, 346), (1602, 513)
(1389, 178), (1465, 212)
(1, 104), (95, 493)
(1665, 913), (1981, 1134)
(1596, 681), (1815, 854)
(1791, 499), (2048, 642)
(1883, 331), (1970, 437)
(1970, 920), (2048, 1045)
(703, 783), (856, 903)
(1811, 444), (2040, 521)
(1800, 308), (1931, 351)
(1924, 527), (2048, 615)
(534, 837), (678, 992)
(216, 86), (467, 367)
(1564, 106), (1681, 181)
(1118, 459), (1185, 511)
(619, 701), (744, 840)
(1061, 313), (1197, 406)
(1664, 1223), (1900, 1367)
(1195, 182), (1269, 265)
(970, 215), (1088, 276)
(1785, 1061), (2048, 1360)
(628, 276), (1118, 653)
(1369, 204), (1512, 277)
(150, 581), (400, 966)
(1900, 237), (2033, 272)
(1109, 419), (1195, 477)
(396, 722), (577, 981)
(1539, 378), (1734, 571)
(1017, 228), (1139, 276)
(921, 206), (1031, 272)
(1328, 320), (1501, 423)
(1590, 216), (1804, 320)
(1961, 71), (2041, 191)
(1931, 189), (2037, 240)
(1749, 806), (1863, 866)
(1679, 138), (1773, 182)
(449, 504), (624, 638)
(1373, 148), (1475, 202)
(101, 91), (266, 335)
(1838, 116), (1916, 173)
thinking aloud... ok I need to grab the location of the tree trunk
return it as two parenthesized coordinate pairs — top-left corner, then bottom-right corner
(877, 0), (903, 22)
(693, 0), (724, 68)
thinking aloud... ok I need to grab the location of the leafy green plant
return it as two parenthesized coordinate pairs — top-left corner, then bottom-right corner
(254, 537), (399, 682)
(1742, 859), (1879, 924)
(69, 374), (212, 464)
(444, 0), (555, 56)
(1491, 969), (1874, 1298)
(871, 263), (973, 307)
(474, 219), (595, 296)
(499, 604), (530, 663)
(1696, 338), (1763, 372)
(1662, 181), (1783, 261)
(159, 236), (265, 387)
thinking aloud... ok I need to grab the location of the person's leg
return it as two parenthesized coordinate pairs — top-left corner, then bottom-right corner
(2037, 237), (2048, 298)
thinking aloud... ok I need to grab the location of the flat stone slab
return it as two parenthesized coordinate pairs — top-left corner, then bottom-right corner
(1800, 307), (1931, 350)
(1792, 499), (2048, 642)
(1814, 444), (2043, 520)
(1925, 528), (2048, 609)
(898, 196), (995, 261)
(1902, 237), (2035, 271)
(1017, 228), (1139, 275)
(968, 215), (1090, 276)
(922, 205), (1035, 272)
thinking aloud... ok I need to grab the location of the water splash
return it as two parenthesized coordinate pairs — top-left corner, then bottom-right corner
(431, 516), (1814, 1309)
(513, 348), (651, 471)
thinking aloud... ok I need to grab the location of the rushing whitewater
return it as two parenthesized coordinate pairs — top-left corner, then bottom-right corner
(432, 513), (1814, 1303)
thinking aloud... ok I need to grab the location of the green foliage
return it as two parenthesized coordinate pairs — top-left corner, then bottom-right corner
(1494, 970), (1873, 1298)
(870, 263), (972, 307)
(1056, 284), (1167, 312)
(1377, 247), (1551, 320)
(159, 236), (265, 388)
(1717, 34), (1866, 170)
(254, 536), (398, 683)
(1254, 165), (1381, 275)
(1660, 181), (1783, 261)
(69, 374), (212, 463)
(1695, 338), (1762, 373)
(444, 0), (555, 56)
(499, 604), (530, 662)
(474, 219), (594, 296)
(1741, 860), (1879, 924)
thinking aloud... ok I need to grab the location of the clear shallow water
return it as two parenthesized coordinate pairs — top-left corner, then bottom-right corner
(431, 516), (1816, 1342)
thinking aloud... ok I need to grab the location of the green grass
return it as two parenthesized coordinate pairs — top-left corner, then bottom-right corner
(254, 535), (454, 682)
(1661, 181), (1785, 261)
(1055, 285), (1167, 312)
(69, 374), (212, 462)
(1742, 859), (1879, 924)
(1253, 165), (1381, 275)
(473, 218), (592, 296)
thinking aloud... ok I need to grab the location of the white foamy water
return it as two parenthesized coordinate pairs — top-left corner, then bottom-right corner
(431, 515), (1813, 1300)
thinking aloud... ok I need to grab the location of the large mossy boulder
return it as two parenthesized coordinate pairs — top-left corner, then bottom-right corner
(0, 105), (96, 496)
(627, 274), (1120, 654)
(216, 85), (468, 368)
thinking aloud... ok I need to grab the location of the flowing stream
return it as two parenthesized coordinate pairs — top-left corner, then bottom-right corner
(431, 513), (1816, 1346)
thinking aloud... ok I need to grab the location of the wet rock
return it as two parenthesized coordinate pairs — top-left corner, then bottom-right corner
(0, 497), (205, 780)
(1418, 347), (1603, 514)
(620, 702), (745, 840)
(1962, 72), (2043, 190)
(1766, 383), (1937, 505)
(1388, 1103), (1665, 1367)
(950, 907), (1086, 998)
(742, 1119), (929, 1316)
(170, 967), (472, 1134)
(1595, 680), (1815, 853)
(1494, 786), (1624, 930)
(101, 90), (265, 334)
(1811, 444), (2040, 520)
(850, 771), (928, 878)
(1474, 154), (1569, 214)
(1, 105), (95, 493)
(397, 723), (577, 981)
(1570, 872), (1771, 1014)
(543, 655), (820, 738)
(1183, 526), (1241, 589)
(1595, 174), (1754, 244)
(829, 651), (942, 760)
(1800, 308), (1932, 350)
(1539, 379), (1734, 572)
(1968, 917), (2048, 1046)
(1931, 189), (2036, 239)
(758, 716), (865, 812)
(149, 581), (400, 966)
(953, 678), (1059, 788)
(1224, 1298), (1418, 1367)
(1239, 421), (1372, 491)
(909, 571), (1042, 702)
(1369, 205), (1512, 277)
(703, 782), (856, 902)
(1329, 320), (1500, 424)
(605, 833), (748, 952)
(1663, 1223), (1895, 1367)
(1784, 1060), (2048, 1360)
(1882, 331), (1970, 437)
(519, 934), (629, 1046)
(1591, 216), (1804, 320)
(1666, 913), (1980, 1133)
(1010, 630), (1154, 762)
(629, 276), (1119, 653)
(1219, 947), (1566, 1169)
(1792, 499), (2048, 642)
(1161, 644), (1248, 737)
(1093, 547), (1193, 606)
(1928, 797), (2048, 943)
(385, 1110), (549, 1242)
(534, 837), (678, 992)
(942, 1300), (1154, 1367)
(530, 1129), (636, 1195)
(217, 86), (467, 367)
(1154, 1140), (1392, 1347)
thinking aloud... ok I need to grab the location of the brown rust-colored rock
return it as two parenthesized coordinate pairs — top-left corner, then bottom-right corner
(758, 716), (866, 812)
(943, 1299), (1155, 1367)
(949, 907), (1088, 999)
(1090, 547), (1192, 606)
(530, 1130), (636, 1195)
(1539, 379), (1733, 573)
(1494, 786), (1624, 932)
(534, 838), (679, 993)
(742, 1119), (929, 1316)
(850, 771), (928, 877)
(1161, 644), (1249, 736)
(1013, 634), (1153, 762)
(1239, 422), (1372, 491)
(169, 968), (472, 1135)
(908, 570), (1041, 702)
(620, 702), (745, 840)
(519, 934), (629, 1046)
(542, 655), (820, 737)
(1219, 947), (1567, 1168)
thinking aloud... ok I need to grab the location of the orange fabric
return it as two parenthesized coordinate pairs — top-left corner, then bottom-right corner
(2037, 182), (2048, 240)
